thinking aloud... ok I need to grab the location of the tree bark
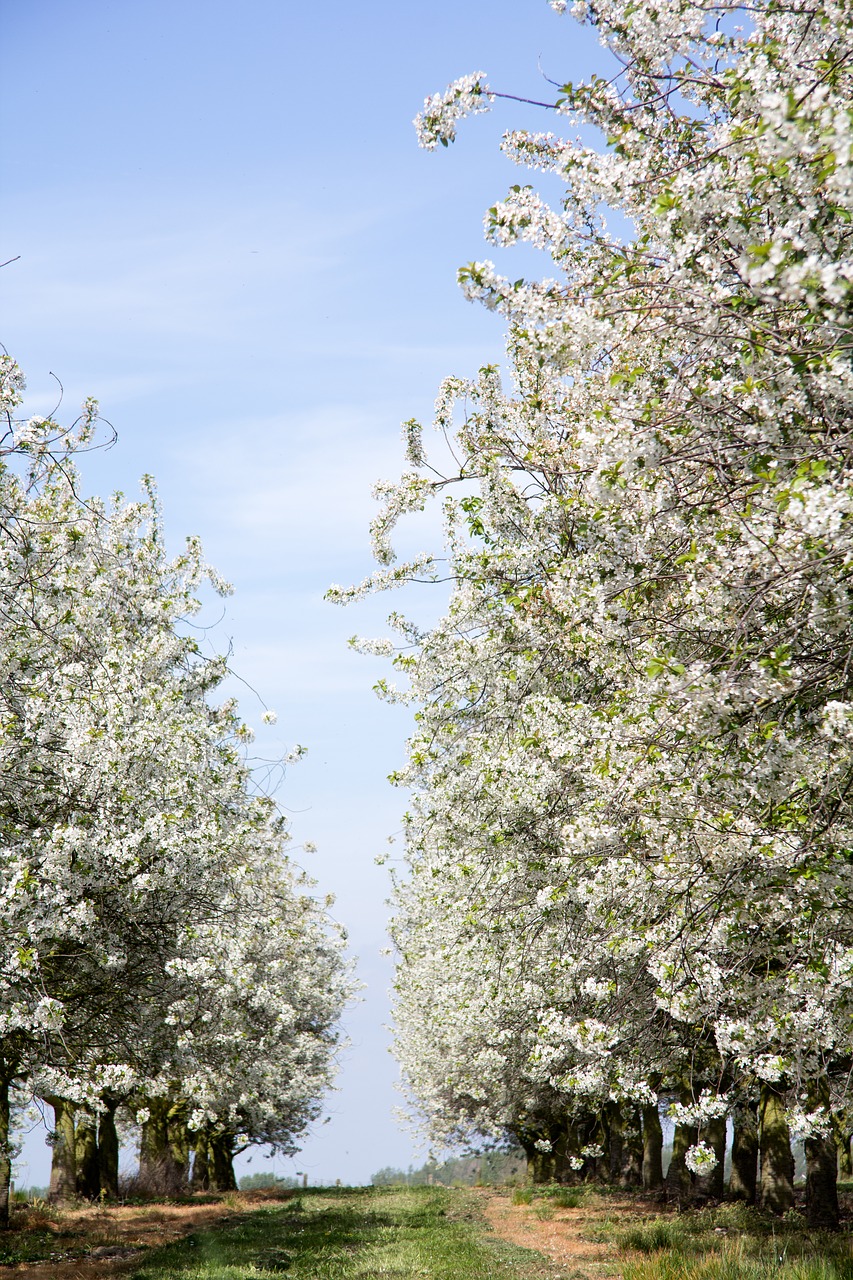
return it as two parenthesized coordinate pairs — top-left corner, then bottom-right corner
(167, 1101), (190, 1186)
(553, 1119), (577, 1185)
(75, 1110), (100, 1199)
(48, 1098), (77, 1204)
(139, 1098), (186, 1195)
(758, 1084), (794, 1215)
(834, 1120), (852, 1179)
(209, 1132), (237, 1192)
(665, 1116), (698, 1203)
(521, 1139), (557, 1184)
(730, 1104), (758, 1204)
(620, 1107), (644, 1187)
(139, 1098), (169, 1190)
(579, 1113), (608, 1183)
(0, 1078), (11, 1229)
(605, 1102), (623, 1185)
(804, 1078), (838, 1230)
(191, 1129), (210, 1191)
(98, 1099), (120, 1200)
(695, 1115), (726, 1201)
(642, 1103), (664, 1191)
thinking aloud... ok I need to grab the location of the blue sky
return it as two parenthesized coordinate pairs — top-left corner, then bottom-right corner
(3, 0), (610, 1187)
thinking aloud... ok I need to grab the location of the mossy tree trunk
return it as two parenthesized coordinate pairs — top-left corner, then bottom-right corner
(0, 1077), (11, 1229)
(553, 1118), (580, 1184)
(620, 1107), (644, 1187)
(804, 1078), (839, 1231)
(730, 1103), (758, 1204)
(139, 1098), (169, 1188)
(75, 1109), (100, 1199)
(167, 1101), (191, 1186)
(837, 1129), (852, 1179)
(665, 1121), (698, 1202)
(48, 1098), (77, 1204)
(209, 1132), (237, 1192)
(517, 1118), (573, 1185)
(758, 1084), (794, 1215)
(695, 1115), (726, 1201)
(191, 1128), (210, 1191)
(665, 1087), (698, 1205)
(579, 1113), (608, 1183)
(520, 1133), (557, 1184)
(140, 1097), (187, 1194)
(642, 1103), (664, 1191)
(605, 1102), (623, 1185)
(97, 1098), (120, 1200)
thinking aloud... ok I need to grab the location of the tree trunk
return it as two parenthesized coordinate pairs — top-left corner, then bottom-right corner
(75, 1110), (100, 1199)
(605, 1102), (623, 1186)
(191, 1129), (210, 1191)
(642, 1103), (664, 1191)
(730, 1104), (758, 1204)
(139, 1098), (185, 1195)
(553, 1119), (577, 1185)
(804, 1078), (838, 1230)
(167, 1101), (190, 1186)
(695, 1115), (726, 1201)
(209, 1132), (237, 1192)
(666, 1121), (698, 1203)
(758, 1084), (794, 1215)
(620, 1107), (644, 1187)
(0, 1078), (11, 1229)
(139, 1098), (169, 1189)
(98, 1099), (120, 1200)
(48, 1098), (77, 1204)
(579, 1112), (608, 1183)
(523, 1143), (557, 1184)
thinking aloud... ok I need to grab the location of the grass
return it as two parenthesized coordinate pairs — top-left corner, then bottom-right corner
(548, 1189), (585, 1210)
(590, 1200), (853, 1280)
(127, 1186), (562, 1280)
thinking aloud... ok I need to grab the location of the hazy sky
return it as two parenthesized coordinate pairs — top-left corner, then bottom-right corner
(3, 0), (610, 1187)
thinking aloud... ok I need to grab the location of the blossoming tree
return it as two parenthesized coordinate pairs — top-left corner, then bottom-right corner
(337, 0), (853, 1230)
(0, 356), (348, 1220)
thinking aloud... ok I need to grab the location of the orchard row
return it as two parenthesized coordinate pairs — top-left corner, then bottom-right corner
(338, 0), (853, 1233)
(0, 363), (349, 1221)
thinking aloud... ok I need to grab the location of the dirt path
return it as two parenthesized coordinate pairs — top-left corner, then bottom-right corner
(3, 1191), (293, 1279)
(479, 1190), (632, 1278)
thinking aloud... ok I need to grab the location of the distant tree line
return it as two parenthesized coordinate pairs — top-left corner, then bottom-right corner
(371, 1150), (526, 1188)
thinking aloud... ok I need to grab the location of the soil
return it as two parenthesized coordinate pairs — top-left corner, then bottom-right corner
(479, 1189), (649, 1278)
(2, 1189), (294, 1279)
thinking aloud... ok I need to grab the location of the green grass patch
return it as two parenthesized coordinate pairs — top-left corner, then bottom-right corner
(607, 1201), (853, 1280)
(0, 1225), (68, 1266)
(548, 1189), (584, 1209)
(623, 1245), (853, 1280)
(128, 1186), (561, 1280)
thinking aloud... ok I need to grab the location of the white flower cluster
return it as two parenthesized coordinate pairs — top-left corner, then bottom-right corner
(685, 1143), (719, 1176)
(414, 72), (492, 150)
